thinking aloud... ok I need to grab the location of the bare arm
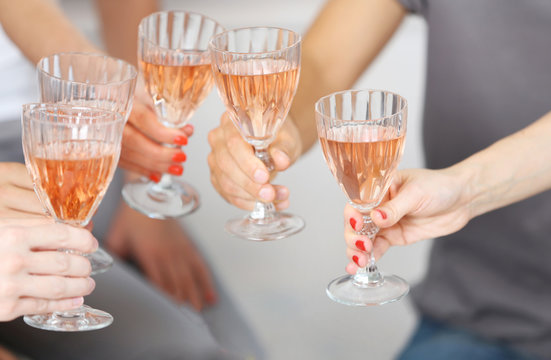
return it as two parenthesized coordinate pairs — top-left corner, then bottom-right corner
(290, 0), (407, 153)
(0, 0), (98, 64)
(94, 0), (159, 66)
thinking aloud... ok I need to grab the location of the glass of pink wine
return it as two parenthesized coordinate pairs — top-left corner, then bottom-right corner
(315, 89), (409, 306)
(122, 11), (224, 219)
(37, 52), (138, 275)
(22, 103), (124, 331)
(209, 27), (305, 241)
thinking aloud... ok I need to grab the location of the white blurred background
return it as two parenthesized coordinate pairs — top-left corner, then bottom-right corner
(63, 0), (431, 358)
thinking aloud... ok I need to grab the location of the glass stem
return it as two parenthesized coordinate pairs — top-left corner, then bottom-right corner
(352, 214), (384, 287)
(248, 147), (276, 222)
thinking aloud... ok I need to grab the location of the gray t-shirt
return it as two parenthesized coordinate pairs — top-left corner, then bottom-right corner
(397, 1), (551, 358)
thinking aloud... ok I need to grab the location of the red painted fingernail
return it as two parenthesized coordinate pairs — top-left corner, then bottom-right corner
(376, 209), (387, 220)
(206, 291), (218, 305)
(352, 255), (360, 267)
(174, 135), (188, 146)
(355, 240), (366, 251)
(172, 152), (187, 162)
(149, 173), (161, 183)
(350, 218), (357, 230)
(168, 165), (183, 176)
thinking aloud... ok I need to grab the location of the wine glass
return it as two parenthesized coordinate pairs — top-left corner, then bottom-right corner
(21, 103), (124, 331)
(122, 11), (224, 219)
(315, 89), (409, 306)
(37, 52), (138, 274)
(209, 27), (305, 241)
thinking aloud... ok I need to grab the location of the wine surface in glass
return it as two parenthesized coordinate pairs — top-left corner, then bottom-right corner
(213, 59), (299, 147)
(141, 57), (213, 127)
(319, 125), (405, 208)
(29, 140), (116, 224)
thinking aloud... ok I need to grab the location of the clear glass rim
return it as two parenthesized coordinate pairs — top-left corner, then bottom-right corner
(314, 89), (408, 122)
(22, 103), (124, 125)
(208, 26), (302, 56)
(138, 10), (225, 51)
(37, 52), (138, 86)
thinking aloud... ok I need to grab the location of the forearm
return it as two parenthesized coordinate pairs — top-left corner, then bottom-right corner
(289, 0), (406, 154)
(0, 0), (99, 64)
(95, 0), (159, 66)
(453, 111), (551, 219)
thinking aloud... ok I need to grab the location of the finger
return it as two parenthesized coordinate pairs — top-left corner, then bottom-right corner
(344, 203), (364, 233)
(0, 209), (46, 220)
(0, 162), (34, 189)
(269, 121), (302, 172)
(12, 296), (84, 317)
(128, 100), (189, 145)
(0, 217), (53, 228)
(174, 259), (203, 310)
(0, 183), (44, 215)
(346, 247), (369, 268)
(190, 253), (217, 307)
(25, 224), (98, 254)
(344, 232), (373, 254)
(209, 175), (255, 211)
(20, 275), (95, 299)
(219, 114), (271, 186)
(26, 251), (92, 277)
(134, 243), (171, 295)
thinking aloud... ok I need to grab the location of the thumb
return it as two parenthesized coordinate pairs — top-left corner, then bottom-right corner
(370, 188), (420, 229)
(269, 119), (302, 172)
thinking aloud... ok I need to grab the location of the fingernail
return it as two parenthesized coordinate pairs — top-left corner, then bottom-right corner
(355, 240), (366, 251)
(253, 169), (269, 184)
(174, 135), (188, 146)
(259, 186), (274, 201)
(273, 149), (290, 165)
(88, 278), (96, 292)
(352, 255), (360, 267)
(275, 187), (289, 201)
(184, 124), (194, 132)
(172, 152), (187, 162)
(72, 297), (84, 307)
(375, 209), (387, 220)
(149, 173), (161, 183)
(350, 218), (357, 231)
(168, 164), (183, 176)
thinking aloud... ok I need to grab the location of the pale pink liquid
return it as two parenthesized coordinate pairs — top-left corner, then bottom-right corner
(319, 125), (405, 207)
(28, 140), (116, 224)
(141, 55), (213, 127)
(213, 59), (299, 147)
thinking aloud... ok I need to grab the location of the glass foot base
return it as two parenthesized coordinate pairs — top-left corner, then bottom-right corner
(326, 274), (409, 306)
(24, 305), (113, 332)
(87, 247), (113, 275)
(122, 177), (199, 219)
(225, 212), (305, 241)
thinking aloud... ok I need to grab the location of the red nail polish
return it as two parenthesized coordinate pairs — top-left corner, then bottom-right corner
(376, 209), (387, 220)
(350, 218), (357, 230)
(174, 135), (188, 146)
(352, 255), (360, 267)
(355, 240), (366, 251)
(172, 152), (187, 162)
(149, 173), (161, 183)
(205, 291), (217, 305)
(168, 165), (183, 176)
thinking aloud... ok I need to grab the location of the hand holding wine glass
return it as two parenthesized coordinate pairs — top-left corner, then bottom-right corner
(316, 89), (409, 306)
(343, 168), (473, 273)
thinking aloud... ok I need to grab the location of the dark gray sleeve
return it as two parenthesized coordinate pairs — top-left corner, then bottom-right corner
(396, 0), (427, 13)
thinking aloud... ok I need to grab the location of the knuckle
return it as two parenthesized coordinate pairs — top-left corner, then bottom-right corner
(227, 135), (244, 150)
(207, 129), (218, 147)
(1, 254), (25, 275)
(54, 253), (71, 274)
(0, 280), (18, 298)
(49, 278), (67, 299)
(0, 301), (16, 321)
(1, 228), (23, 246)
(34, 298), (49, 313)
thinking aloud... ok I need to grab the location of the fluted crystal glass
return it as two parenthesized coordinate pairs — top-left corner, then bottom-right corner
(122, 11), (224, 219)
(209, 27), (305, 241)
(37, 52), (137, 274)
(315, 89), (409, 305)
(22, 103), (124, 331)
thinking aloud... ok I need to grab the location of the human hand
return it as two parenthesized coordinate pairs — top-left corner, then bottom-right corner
(0, 218), (97, 321)
(119, 85), (194, 180)
(343, 168), (472, 273)
(207, 112), (302, 210)
(0, 162), (44, 218)
(106, 203), (217, 310)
